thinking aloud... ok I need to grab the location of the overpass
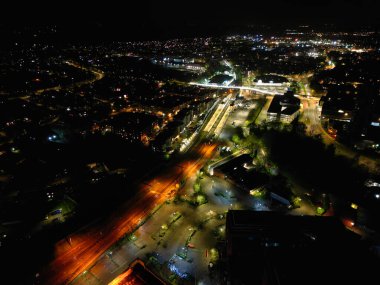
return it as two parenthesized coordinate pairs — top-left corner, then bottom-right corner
(189, 82), (286, 95)
(208, 149), (250, 176)
(189, 82), (322, 101)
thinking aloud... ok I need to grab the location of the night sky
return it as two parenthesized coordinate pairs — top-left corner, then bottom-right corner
(1, 0), (380, 41)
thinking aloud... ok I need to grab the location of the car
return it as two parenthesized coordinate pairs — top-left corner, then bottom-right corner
(51, 209), (62, 216)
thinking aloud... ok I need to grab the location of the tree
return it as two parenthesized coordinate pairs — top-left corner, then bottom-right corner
(193, 182), (201, 193)
(196, 194), (207, 205)
(232, 134), (240, 144)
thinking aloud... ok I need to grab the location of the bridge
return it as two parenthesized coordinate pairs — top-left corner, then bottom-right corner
(189, 82), (286, 95)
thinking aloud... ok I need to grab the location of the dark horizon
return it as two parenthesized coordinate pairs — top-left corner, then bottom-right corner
(1, 21), (379, 46)
(1, 0), (380, 42)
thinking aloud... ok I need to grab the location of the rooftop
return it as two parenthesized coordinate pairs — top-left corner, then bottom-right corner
(108, 259), (166, 285)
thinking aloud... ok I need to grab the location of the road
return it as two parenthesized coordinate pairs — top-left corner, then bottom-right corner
(35, 61), (105, 95)
(255, 95), (273, 125)
(208, 148), (249, 176)
(298, 96), (322, 136)
(9, 61), (104, 101)
(39, 141), (216, 285)
(299, 94), (380, 173)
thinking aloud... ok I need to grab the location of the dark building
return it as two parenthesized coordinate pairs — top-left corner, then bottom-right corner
(267, 90), (300, 123)
(320, 86), (357, 128)
(320, 85), (380, 148)
(225, 210), (379, 285)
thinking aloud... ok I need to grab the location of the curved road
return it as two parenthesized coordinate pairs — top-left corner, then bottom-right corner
(35, 61), (105, 95)
(8, 61), (104, 101)
(300, 97), (380, 173)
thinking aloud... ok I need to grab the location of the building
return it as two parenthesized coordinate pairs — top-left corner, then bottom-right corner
(152, 57), (206, 73)
(267, 90), (300, 123)
(152, 99), (216, 152)
(320, 85), (380, 147)
(254, 74), (289, 86)
(108, 259), (166, 285)
(225, 210), (379, 285)
(320, 86), (356, 124)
